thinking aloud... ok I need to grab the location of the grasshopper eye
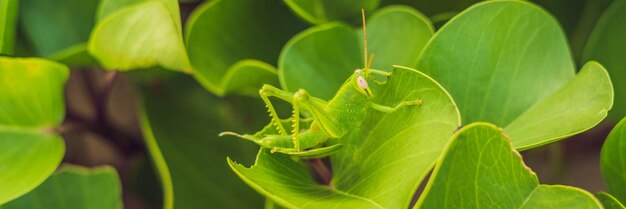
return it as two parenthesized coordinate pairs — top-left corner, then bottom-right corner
(357, 76), (368, 90)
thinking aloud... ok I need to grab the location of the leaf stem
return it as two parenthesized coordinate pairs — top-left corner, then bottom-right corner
(308, 158), (332, 185)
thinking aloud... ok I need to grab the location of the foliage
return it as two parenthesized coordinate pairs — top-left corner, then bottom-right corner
(1, 165), (122, 209)
(0, 57), (67, 205)
(0, 0), (625, 208)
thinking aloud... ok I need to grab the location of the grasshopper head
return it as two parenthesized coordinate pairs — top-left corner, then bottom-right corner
(353, 69), (374, 97)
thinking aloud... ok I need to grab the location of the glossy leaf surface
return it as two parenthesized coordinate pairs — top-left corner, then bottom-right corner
(280, 6), (434, 99)
(89, 0), (190, 72)
(583, 0), (626, 120)
(0, 0), (17, 55)
(417, 1), (613, 150)
(415, 123), (602, 209)
(185, 0), (305, 95)
(601, 117), (626, 204)
(0, 57), (68, 204)
(597, 192), (626, 209)
(2, 165), (123, 209)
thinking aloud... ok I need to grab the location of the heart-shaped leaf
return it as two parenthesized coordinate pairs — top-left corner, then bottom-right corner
(139, 74), (265, 209)
(89, 0), (190, 72)
(230, 66), (460, 208)
(185, 0), (305, 96)
(416, 1), (613, 150)
(284, 0), (380, 24)
(280, 6), (434, 99)
(19, 0), (98, 64)
(0, 57), (68, 204)
(0, 0), (17, 55)
(597, 192), (626, 209)
(583, 0), (626, 121)
(601, 117), (626, 204)
(2, 165), (122, 209)
(415, 122), (602, 209)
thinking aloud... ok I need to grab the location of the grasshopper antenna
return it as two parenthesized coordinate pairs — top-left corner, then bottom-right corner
(361, 8), (368, 69)
(362, 9), (375, 71)
(368, 54), (374, 69)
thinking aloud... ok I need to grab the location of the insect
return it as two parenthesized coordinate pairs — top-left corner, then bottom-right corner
(220, 10), (422, 158)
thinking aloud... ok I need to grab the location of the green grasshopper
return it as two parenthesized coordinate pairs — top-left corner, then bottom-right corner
(220, 11), (422, 158)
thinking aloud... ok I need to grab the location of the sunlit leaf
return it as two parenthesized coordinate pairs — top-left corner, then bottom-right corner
(89, 0), (190, 72)
(583, 0), (626, 121)
(417, 1), (613, 150)
(0, 0), (17, 55)
(415, 123), (602, 209)
(2, 165), (123, 209)
(0, 57), (68, 204)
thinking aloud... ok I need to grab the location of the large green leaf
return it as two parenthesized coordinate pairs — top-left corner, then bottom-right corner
(504, 61), (613, 149)
(230, 66), (460, 209)
(19, 0), (98, 61)
(597, 192), (626, 209)
(89, 0), (190, 72)
(185, 0), (306, 96)
(415, 123), (602, 209)
(601, 117), (626, 204)
(283, 0), (380, 24)
(0, 0), (17, 55)
(2, 165), (122, 209)
(280, 6), (434, 99)
(417, 1), (613, 150)
(583, 0), (626, 121)
(0, 57), (68, 204)
(139, 74), (264, 209)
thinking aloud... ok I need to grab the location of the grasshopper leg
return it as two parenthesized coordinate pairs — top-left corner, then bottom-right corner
(370, 99), (423, 113)
(259, 85), (295, 135)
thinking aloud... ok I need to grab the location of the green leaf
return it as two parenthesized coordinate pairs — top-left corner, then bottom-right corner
(0, 57), (68, 204)
(381, 0), (476, 16)
(597, 192), (626, 209)
(283, 0), (380, 24)
(504, 61), (613, 149)
(417, 1), (613, 149)
(47, 44), (98, 67)
(601, 117), (626, 204)
(185, 0), (305, 96)
(583, 0), (626, 121)
(89, 0), (190, 72)
(139, 74), (264, 209)
(279, 23), (360, 100)
(361, 6), (434, 72)
(19, 0), (98, 60)
(0, 0), (17, 55)
(415, 123), (602, 209)
(280, 6), (434, 99)
(2, 165), (123, 209)
(230, 66), (460, 209)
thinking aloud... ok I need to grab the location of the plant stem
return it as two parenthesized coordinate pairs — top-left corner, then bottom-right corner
(308, 158), (332, 185)
(96, 71), (119, 126)
(65, 69), (142, 157)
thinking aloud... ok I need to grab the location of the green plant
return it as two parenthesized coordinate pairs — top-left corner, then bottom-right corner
(1, 0), (626, 208)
